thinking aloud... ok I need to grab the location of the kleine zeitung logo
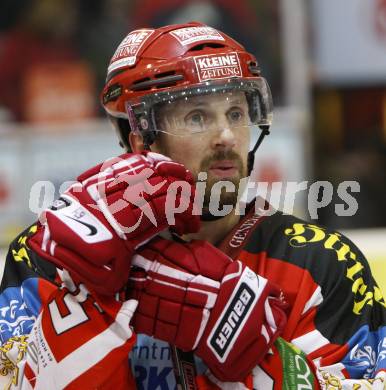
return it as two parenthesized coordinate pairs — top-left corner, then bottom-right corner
(194, 52), (242, 82)
(108, 29), (154, 75)
(170, 26), (225, 45)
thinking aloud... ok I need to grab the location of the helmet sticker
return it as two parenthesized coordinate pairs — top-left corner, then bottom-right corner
(102, 84), (123, 105)
(108, 29), (154, 75)
(194, 52), (242, 82)
(170, 26), (225, 45)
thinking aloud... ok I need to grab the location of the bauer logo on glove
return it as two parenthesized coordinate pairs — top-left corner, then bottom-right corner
(209, 281), (256, 361)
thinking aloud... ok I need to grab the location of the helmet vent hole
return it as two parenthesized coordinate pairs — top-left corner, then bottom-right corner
(155, 71), (176, 78)
(131, 74), (184, 91)
(131, 77), (152, 91)
(188, 43), (225, 51)
(133, 77), (151, 85)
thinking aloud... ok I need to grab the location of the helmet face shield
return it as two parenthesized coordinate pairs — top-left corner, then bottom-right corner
(154, 89), (251, 136)
(125, 78), (273, 147)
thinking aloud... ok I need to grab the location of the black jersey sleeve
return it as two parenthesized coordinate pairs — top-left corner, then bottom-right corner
(0, 224), (57, 344)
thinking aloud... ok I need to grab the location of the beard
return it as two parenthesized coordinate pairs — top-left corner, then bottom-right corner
(195, 150), (247, 215)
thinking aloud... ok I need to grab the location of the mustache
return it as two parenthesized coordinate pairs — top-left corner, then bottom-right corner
(200, 150), (244, 172)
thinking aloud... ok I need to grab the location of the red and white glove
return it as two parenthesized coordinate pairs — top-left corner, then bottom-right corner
(128, 238), (287, 382)
(28, 151), (200, 295)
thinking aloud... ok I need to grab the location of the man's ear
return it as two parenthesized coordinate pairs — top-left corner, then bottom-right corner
(129, 131), (145, 153)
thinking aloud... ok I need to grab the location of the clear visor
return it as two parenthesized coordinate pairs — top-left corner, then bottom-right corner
(126, 78), (273, 140)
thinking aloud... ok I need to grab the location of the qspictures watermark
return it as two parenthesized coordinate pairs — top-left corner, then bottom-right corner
(29, 174), (360, 229)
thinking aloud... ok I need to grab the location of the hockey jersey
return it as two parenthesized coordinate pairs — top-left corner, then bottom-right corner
(1, 205), (386, 389)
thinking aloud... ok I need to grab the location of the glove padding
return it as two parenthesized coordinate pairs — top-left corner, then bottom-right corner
(28, 151), (200, 295)
(128, 238), (287, 382)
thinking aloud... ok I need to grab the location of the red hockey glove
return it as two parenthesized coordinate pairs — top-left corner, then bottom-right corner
(28, 152), (200, 295)
(128, 238), (287, 382)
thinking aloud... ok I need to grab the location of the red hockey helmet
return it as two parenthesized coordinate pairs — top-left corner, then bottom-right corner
(101, 22), (272, 170)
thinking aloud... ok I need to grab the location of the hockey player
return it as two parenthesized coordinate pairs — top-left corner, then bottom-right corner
(1, 22), (386, 389)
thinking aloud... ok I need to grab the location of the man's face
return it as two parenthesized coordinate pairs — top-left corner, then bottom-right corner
(152, 90), (250, 209)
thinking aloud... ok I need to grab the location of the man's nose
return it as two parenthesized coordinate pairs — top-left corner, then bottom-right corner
(210, 118), (236, 150)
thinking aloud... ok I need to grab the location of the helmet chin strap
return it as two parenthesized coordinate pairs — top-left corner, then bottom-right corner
(247, 124), (270, 175)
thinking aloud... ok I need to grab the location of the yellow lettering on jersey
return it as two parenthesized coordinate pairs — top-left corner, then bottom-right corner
(284, 223), (326, 247)
(284, 223), (385, 314)
(11, 247), (32, 268)
(11, 224), (37, 269)
(346, 262), (364, 280)
(324, 233), (356, 262)
(29, 225), (37, 234)
(353, 291), (373, 315)
(374, 286), (386, 309)
(18, 235), (27, 247)
(352, 277), (366, 295)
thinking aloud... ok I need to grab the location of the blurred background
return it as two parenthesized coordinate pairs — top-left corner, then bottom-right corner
(0, 0), (385, 285)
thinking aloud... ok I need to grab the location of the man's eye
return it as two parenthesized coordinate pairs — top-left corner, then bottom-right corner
(228, 108), (244, 123)
(186, 111), (205, 127)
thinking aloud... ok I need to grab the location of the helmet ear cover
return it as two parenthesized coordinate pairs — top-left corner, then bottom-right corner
(109, 115), (155, 152)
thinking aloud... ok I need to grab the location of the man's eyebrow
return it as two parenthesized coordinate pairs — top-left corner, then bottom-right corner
(228, 99), (243, 105)
(190, 101), (207, 107)
(189, 99), (244, 107)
